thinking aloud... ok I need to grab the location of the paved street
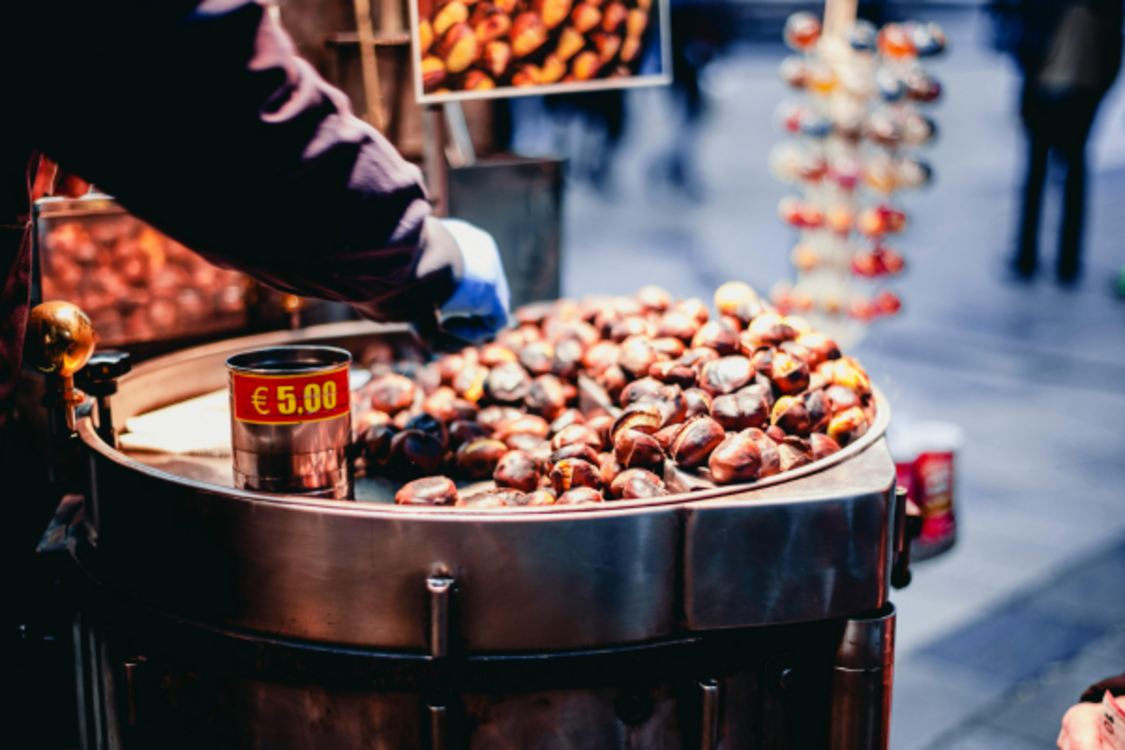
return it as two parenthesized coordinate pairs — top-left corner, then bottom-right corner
(539, 6), (1125, 747)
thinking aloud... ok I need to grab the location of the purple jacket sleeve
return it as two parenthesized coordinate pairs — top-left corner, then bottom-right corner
(14, 0), (462, 322)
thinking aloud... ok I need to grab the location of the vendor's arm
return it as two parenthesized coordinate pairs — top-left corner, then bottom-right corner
(11, 0), (505, 331)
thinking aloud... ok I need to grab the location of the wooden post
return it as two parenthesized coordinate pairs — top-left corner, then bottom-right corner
(352, 0), (387, 131)
(423, 105), (448, 217)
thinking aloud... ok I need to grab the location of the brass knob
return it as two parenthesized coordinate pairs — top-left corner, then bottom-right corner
(26, 301), (96, 378)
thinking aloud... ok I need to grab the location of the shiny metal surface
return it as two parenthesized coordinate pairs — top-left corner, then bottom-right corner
(428, 576), (453, 658)
(227, 346), (353, 498)
(699, 680), (720, 750)
(682, 444), (896, 630)
(75, 321), (897, 652)
(829, 606), (897, 750)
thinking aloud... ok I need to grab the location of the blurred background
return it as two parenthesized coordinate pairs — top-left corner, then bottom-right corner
(505, 1), (1125, 748)
(23, 0), (1124, 747)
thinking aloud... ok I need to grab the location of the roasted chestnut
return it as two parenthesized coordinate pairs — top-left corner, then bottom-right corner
(691, 320), (740, 355)
(711, 388), (770, 431)
(551, 423), (603, 452)
(713, 281), (759, 317)
(827, 406), (868, 446)
(506, 432), (548, 452)
(493, 449), (541, 492)
(679, 347), (720, 372)
(457, 489), (528, 508)
(698, 356), (755, 396)
(587, 413), (615, 448)
(809, 432), (841, 460)
(492, 414), (550, 442)
(448, 419), (490, 449)
(670, 417), (725, 468)
(649, 360), (697, 388)
(683, 387), (713, 418)
(657, 311), (701, 342)
(550, 442), (600, 466)
(777, 436), (813, 472)
(613, 428), (665, 469)
(526, 489), (558, 506)
(404, 412), (449, 449)
(396, 476), (458, 506)
(361, 423), (398, 466)
(708, 433), (762, 484)
(485, 361), (532, 403)
(519, 341), (556, 374)
(617, 337), (659, 379)
(598, 451), (623, 486)
(802, 389), (831, 433)
(770, 396), (812, 436)
(742, 428), (781, 478)
(768, 351), (810, 396)
(619, 376), (663, 408)
(582, 340), (620, 375)
(611, 403), (663, 441)
(550, 457), (603, 493)
(549, 408), (585, 435)
(524, 374), (568, 420)
(369, 373), (417, 414)
(557, 487), (605, 505)
(453, 363), (489, 402)
(389, 429), (445, 476)
(456, 438), (509, 478)
(611, 468), (668, 499)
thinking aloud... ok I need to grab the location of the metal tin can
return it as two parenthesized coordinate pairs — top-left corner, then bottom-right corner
(226, 346), (353, 498)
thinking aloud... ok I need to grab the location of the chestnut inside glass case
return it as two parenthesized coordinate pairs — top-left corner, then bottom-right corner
(33, 195), (249, 349)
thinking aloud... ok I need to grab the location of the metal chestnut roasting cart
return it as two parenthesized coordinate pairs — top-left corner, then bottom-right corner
(28, 303), (918, 750)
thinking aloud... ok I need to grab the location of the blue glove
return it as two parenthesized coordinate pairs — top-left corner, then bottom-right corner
(439, 219), (511, 343)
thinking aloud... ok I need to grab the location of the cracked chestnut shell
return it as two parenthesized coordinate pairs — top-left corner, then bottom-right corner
(493, 449), (541, 492)
(777, 436), (813, 472)
(803, 389), (831, 433)
(396, 476), (459, 506)
(598, 452), (623, 486)
(809, 432), (842, 460)
(708, 433), (763, 485)
(794, 332), (840, 369)
(550, 457), (603, 493)
(771, 395), (813, 436)
(456, 438), (508, 479)
(699, 356), (755, 396)
(670, 416), (725, 468)
(742, 428), (781, 478)
(452, 363), (489, 402)
(611, 468), (668, 499)
(613, 428), (665, 469)
(827, 406), (868, 446)
(768, 351), (811, 396)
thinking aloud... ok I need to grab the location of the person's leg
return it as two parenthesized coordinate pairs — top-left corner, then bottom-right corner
(1056, 96), (1100, 283)
(1015, 128), (1050, 276)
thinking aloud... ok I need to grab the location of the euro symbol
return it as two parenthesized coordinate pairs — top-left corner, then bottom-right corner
(251, 386), (269, 415)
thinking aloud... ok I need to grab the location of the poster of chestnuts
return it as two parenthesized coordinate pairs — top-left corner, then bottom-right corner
(411, 0), (670, 102)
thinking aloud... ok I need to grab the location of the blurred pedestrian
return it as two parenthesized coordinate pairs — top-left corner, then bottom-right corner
(1005, 0), (1123, 284)
(650, 2), (724, 200)
(1057, 671), (1125, 749)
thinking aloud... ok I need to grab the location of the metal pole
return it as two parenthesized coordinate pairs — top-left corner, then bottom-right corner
(423, 106), (449, 217)
(829, 604), (896, 750)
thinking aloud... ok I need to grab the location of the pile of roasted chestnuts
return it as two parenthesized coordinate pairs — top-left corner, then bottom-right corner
(353, 283), (877, 508)
(417, 0), (655, 94)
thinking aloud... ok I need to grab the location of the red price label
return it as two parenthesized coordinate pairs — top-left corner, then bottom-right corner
(231, 365), (350, 425)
